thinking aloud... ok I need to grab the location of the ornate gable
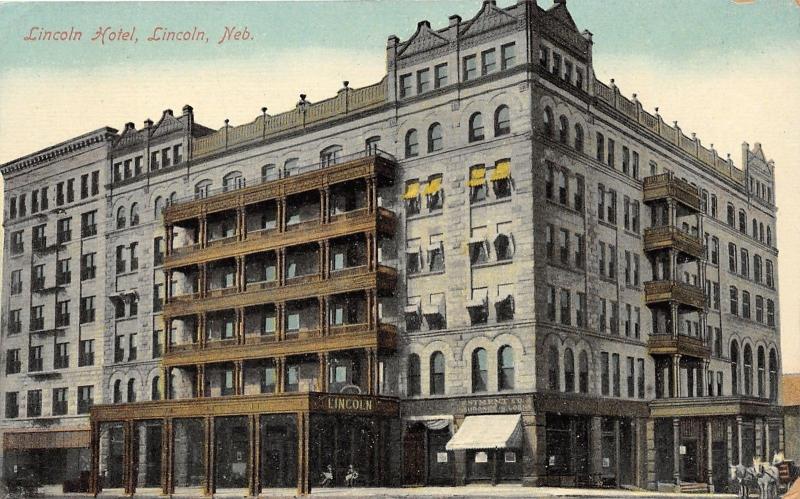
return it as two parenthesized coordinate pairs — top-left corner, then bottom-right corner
(547, 2), (578, 31)
(114, 123), (144, 149)
(397, 21), (449, 60)
(459, 1), (517, 40)
(151, 109), (185, 138)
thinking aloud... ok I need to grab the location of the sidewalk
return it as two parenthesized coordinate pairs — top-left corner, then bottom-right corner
(40, 484), (739, 498)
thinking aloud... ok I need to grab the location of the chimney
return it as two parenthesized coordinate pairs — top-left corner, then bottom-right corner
(182, 105), (193, 116)
(124, 122), (135, 131)
(418, 20), (430, 30)
(449, 15), (461, 27)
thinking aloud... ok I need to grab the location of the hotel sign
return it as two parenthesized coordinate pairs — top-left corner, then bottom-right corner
(312, 394), (399, 417)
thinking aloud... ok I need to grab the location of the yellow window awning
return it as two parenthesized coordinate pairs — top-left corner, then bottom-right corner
(490, 161), (511, 181)
(467, 167), (486, 187)
(423, 176), (442, 195)
(403, 181), (420, 200)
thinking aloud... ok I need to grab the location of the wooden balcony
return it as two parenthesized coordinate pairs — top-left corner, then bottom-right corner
(164, 152), (396, 224)
(644, 280), (706, 310)
(647, 334), (710, 359)
(162, 322), (397, 367)
(164, 264), (397, 317)
(165, 207), (396, 269)
(642, 173), (701, 211)
(643, 226), (704, 259)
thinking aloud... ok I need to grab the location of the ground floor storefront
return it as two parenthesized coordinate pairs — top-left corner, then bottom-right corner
(2, 428), (90, 491)
(649, 397), (784, 493)
(89, 392), (400, 495)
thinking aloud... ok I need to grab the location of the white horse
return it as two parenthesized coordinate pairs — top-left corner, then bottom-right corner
(730, 462), (759, 499)
(753, 457), (780, 499)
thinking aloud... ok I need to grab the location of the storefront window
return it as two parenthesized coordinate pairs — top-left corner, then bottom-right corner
(173, 418), (205, 488)
(215, 416), (249, 489)
(261, 415), (297, 489)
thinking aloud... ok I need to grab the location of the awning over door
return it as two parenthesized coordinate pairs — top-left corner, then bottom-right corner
(445, 414), (522, 450)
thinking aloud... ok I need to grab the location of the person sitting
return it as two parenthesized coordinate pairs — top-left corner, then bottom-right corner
(319, 465), (334, 487)
(345, 464), (359, 487)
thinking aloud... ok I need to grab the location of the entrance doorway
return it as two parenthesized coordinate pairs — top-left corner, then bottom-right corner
(403, 424), (425, 485)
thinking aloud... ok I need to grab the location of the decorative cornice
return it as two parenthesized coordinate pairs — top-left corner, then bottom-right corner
(0, 127), (118, 176)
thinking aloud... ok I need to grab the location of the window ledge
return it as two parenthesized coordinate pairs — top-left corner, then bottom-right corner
(470, 196), (512, 209)
(472, 259), (513, 270)
(406, 210), (443, 223)
(407, 269), (446, 280)
(545, 198), (583, 216)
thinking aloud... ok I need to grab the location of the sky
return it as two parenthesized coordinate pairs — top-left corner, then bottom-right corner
(0, 0), (798, 370)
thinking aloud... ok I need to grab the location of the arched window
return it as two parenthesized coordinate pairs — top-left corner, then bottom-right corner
(430, 351), (445, 395)
(574, 124), (584, 152)
(320, 145), (343, 167)
(169, 192), (178, 206)
(365, 136), (381, 155)
(494, 105), (511, 136)
(130, 203), (140, 226)
(405, 129), (419, 158)
(558, 115), (569, 144)
(283, 158), (299, 177)
(738, 210), (746, 233)
(547, 346), (559, 391)
(578, 351), (589, 393)
(151, 376), (161, 401)
(498, 346), (514, 390)
(427, 123), (443, 153)
(757, 346), (765, 398)
(194, 180), (212, 200)
(127, 379), (136, 403)
(731, 341), (739, 395)
(564, 348), (575, 392)
(113, 380), (122, 403)
(769, 349), (778, 402)
(116, 206), (126, 229)
(261, 163), (277, 181)
(407, 354), (421, 396)
(543, 107), (554, 137)
(471, 348), (488, 393)
(743, 345), (753, 396)
(154, 196), (164, 218)
(726, 204), (735, 227)
(222, 171), (244, 192)
(469, 113), (484, 142)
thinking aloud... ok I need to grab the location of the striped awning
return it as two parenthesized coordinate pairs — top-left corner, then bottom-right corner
(467, 167), (486, 187)
(423, 176), (442, 195)
(403, 181), (420, 200)
(491, 161), (511, 181)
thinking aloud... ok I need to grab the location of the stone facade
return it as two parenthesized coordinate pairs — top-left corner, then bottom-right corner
(0, 0), (783, 493)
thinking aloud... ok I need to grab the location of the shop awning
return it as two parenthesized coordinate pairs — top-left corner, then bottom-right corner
(467, 167), (486, 187)
(490, 161), (511, 181)
(403, 181), (420, 200)
(446, 414), (523, 450)
(423, 176), (442, 195)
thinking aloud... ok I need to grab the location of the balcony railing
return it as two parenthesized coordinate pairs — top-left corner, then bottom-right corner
(648, 333), (710, 359)
(643, 226), (704, 259)
(168, 149), (395, 208)
(643, 173), (701, 211)
(644, 280), (706, 310)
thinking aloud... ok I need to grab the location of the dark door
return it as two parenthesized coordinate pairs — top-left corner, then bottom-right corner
(573, 418), (590, 485)
(712, 441), (728, 492)
(403, 425), (425, 485)
(681, 440), (699, 482)
(427, 429), (454, 485)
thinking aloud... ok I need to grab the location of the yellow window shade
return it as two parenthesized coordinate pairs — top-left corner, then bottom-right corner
(491, 161), (511, 181)
(467, 167), (486, 187)
(403, 181), (420, 200)
(424, 177), (442, 195)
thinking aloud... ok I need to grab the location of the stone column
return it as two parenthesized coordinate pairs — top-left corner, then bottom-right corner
(234, 360), (244, 395)
(166, 224), (174, 255)
(645, 418), (656, 490)
(90, 421), (100, 495)
(755, 418), (764, 461)
(764, 420), (770, 461)
(590, 416), (603, 477)
(297, 412), (311, 495)
(277, 357), (286, 393)
(318, 353), (329, 393)
(199, 216), (207, 248)
(736, 416), (743, 466)
(672, 418), (681, 485)
(237, 207), (245, 241)
(204, 416), (215, 495)
(671, 354), (682, 398)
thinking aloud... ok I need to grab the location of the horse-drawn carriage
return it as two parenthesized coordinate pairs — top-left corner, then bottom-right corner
(730, 453), (800, 499)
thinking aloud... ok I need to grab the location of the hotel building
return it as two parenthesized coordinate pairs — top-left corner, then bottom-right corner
(0, 0), (783, 495)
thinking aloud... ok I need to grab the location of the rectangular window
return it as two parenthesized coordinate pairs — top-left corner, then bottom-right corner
(153, 330), (163, 359)
(173, 145), (183, 165)
(400, 73), (412, 98)
(80, 174), (89, 198)
(134, 156), (143, 176)
(116, 245), (126, 274)
(596, 132), (605, 162)
(637, 359), (645, 399)
(27, 390), (42, 417)
(632, 151), (640, 179)
(559, 229), (569, 265)
(29, 346), (43, 372)
(56, 300), (70, 328)
(434, 63), (448, 88)
(601, 352), (610, 395)
(612, 353), (621, 397)
(128, 334), (137, 361)
(80, 296), (96, 324)
(30, 306), (44, 332)
(53, 387), (68, 415)
(79, 340), (94, 367)
(634, 307), (641, 338)
(6, 349), (21, 375)
(627, 357), (635, 397)
(66, 179), (74, 203)
(417, 68), (431, 94)
(610, 301), (619, 335)
(547, 286), (556, 322)
(81, 210), (97, 238)
(552, 52), (561, 76)
(78, 386), (93, 414)
(81, 252), (97, 280)
(576, 292), (586, 327)
(150, 151), (160, 170)
(5, 392), (18, 419)
(31, 190), (39, 213)
(625, 304), (632, 337)
(10, 270), (23, 295)
(599, 298), (607, 333)
(559, 289), (571, 326)
(162, 147), (171, 168)
(481, 48), (496, 75)
(607, 139), (615, 167)
(622, 146), (630, 175)
(501, 42), (516, 69)
(463, 54), (477, 80)
(114, 336), (124, 363)
(574, 175), (584, 211)
(8, 310), (21, 335)
(574, 233), (585, 269)
(130, 242), (139, 271)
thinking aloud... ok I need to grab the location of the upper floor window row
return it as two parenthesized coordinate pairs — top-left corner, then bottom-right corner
(405, 107), (510, 159)
(6, 171), (99, 222)
(113, 144), (183, 183)
(538, 44), (585, 91)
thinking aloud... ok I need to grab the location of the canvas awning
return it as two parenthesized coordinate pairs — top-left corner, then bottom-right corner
(403, 181), (420, 200)
(423, 176), (442, 195)
(490, 160), (511, 181)
(446, 414), (523, 450)
(467, 167), (486, 187)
